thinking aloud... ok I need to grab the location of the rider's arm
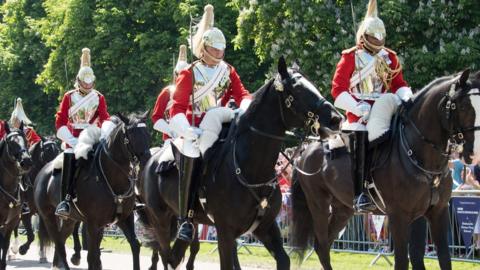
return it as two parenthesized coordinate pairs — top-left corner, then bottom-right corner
(26, 127), (41, 146)
(388, 53), (412, 101)
(331, 52), (365, 116)
(152, 87), (170, 124)
(55, 93), (77, 147)
(228, 66), (252, 111)
(171, 69), (193, 118)
(96, 94), (111, 124)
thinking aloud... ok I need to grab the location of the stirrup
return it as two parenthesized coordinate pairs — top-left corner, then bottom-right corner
(21, 203), (31, 215)
(55, 201), (71, 220)
(177, 221), (195, 243)
(354, 193), (376, 213)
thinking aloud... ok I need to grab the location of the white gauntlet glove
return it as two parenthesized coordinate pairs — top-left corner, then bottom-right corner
(56, 126), (78, 147)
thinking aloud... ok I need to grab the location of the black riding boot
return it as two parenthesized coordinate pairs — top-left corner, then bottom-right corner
(55, 152), (76, 219)
(177, 154), (198, 243)
(352, 131), (375, 212)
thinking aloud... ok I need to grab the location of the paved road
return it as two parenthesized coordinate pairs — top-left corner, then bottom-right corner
(6, 246), (268, 270)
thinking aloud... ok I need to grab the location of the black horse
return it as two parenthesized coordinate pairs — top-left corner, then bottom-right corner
(291, 70), (480, 270)
(34, 112), (151, 270)
(142, 57), (343, 270)
(0, 122), (33, 270)
(10, 137), (60, 261)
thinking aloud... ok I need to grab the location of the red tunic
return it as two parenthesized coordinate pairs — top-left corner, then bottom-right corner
(25, 127), (41, 147)
(151, 86), (173, 140)
(0, 120), (41, 147)
(55, 90), (110, 138)
(331, 47), (408, 123)
(170, 64), (251, 126)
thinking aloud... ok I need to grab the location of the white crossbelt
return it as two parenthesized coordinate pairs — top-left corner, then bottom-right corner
(192, 61), (229, 104)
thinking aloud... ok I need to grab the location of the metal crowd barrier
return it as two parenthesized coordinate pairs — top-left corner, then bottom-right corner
(23, 191), (480, 265)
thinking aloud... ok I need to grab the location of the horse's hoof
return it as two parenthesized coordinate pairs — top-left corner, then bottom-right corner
(39, 257), (48, 264)
(19, 244), (29, 255)
(70, 254), (81, 266)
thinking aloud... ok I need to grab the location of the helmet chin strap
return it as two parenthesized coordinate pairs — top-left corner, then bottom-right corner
(201, 46), (223, 66)
(361, 35), (384, 55)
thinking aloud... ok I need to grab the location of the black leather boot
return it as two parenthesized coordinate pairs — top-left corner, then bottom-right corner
(352, 131), (376, 212)
(55, 152), (76, 219)
(177, 153), (198, 243)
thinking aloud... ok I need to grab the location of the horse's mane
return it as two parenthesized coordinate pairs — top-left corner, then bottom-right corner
(412, 75), (455, 102)
(238, 78), (274, 128)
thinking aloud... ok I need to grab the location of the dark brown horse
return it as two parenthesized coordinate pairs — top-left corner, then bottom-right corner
(10, 137), (60, 260)
(34, 112), (151, 270)
(142, 57), (343, 270)
(0, 122), (33, 270)
(291, 70), (480, 270)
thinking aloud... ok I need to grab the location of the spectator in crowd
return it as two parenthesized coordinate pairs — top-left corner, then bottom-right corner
(449, 152), (466, 190)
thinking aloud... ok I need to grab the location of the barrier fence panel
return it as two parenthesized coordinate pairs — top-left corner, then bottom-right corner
(23, 191), (480, 264)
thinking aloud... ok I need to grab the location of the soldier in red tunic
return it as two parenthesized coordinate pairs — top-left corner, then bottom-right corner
(151, 44), (189, 140)
(0, 98), (41, 147)
(168, 4), (251, 242)
(54, 48), (115, 219)
(331, 0), (413, 212)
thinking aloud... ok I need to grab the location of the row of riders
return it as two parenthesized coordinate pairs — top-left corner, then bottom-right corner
(0, 1), (478, 269)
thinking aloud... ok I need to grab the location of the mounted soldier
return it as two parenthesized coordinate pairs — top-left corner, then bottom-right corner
(151, 44), (189, 140)
(54, 48), (115, 219)
(331, 0), (413, 212)
(168, 4), (252, 243)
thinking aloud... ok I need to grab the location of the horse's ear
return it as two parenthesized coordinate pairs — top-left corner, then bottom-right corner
(291, 60), (300, 71)
(140, 110), (150, 122)
(458, 69), (470, 89)
(4, 122), (10, 134)
(40, 136), (46, 142)
(19, 121), (24, 131)
(278, 56), (289, 79)
(116, 112), (129, 124)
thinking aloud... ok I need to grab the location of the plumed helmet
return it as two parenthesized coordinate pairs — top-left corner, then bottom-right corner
(10, 97), (32, 126)
(77, 48), (95, 84)
(174, 45), (189, 74)
(356, 0), (386, 44)
(202, 27), (226, 51)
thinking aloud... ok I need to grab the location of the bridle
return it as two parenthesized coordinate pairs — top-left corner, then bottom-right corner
(399, 79), (480, 177)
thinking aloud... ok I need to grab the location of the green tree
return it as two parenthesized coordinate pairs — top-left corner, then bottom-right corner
(0, 0), (53, 135)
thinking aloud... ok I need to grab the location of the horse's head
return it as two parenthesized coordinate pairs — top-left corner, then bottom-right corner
(113, 111), (152, 165)
(275, 56), (343, 137)
(3, 121), (32, 173)
(33, 136), (60, 165)
(442, 70), (480, 163)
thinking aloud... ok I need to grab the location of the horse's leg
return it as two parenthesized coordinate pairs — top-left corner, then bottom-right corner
(307, 190), (333, 270)
(232, 243), (242, 270)
(19, 212), (35, 255)
(216, 228), (236, 270)
(86, 225), (103, 270)
(10, 225), (19, 257)
(425, 206), (452, 270)
(71, 221), (82, 266)
(0, 230), (10, 270)
(42, 214), (71, 270)
(390, 213), (410, 270)
(253, 223), (290, 270)
(409, 217), (427, 270)
(117, 213), (141, 270)
(186, 227), (200, 270)
(148, 248), (159, 270)
(328, 198), (354, 246)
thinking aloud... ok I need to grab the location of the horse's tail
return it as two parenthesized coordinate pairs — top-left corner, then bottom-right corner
(290, 172), (314, 260)
(37, 215), (51, 250)
(136, 207), (161, 250)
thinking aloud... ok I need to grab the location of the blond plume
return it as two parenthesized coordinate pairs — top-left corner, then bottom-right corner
(365, 0), (378, 18)
(178, 44), (187, 62)
(80, 48), (91, 67)
(192, 4), (214, 58)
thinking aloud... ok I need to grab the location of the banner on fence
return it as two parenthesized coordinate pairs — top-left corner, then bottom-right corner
(451, 196), (480, 249)
(372, 215), (385, 240)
